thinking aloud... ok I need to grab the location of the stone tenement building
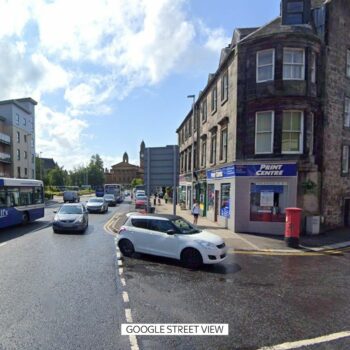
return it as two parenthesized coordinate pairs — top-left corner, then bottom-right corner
(177, 0), (350, 234)
(104, 141), (145, 187)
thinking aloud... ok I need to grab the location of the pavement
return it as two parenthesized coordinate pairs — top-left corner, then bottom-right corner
(153, 200), (350, 254)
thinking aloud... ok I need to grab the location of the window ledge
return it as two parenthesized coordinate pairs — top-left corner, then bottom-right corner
(221, 98), (228, 106)
(211, 109), (217, 116)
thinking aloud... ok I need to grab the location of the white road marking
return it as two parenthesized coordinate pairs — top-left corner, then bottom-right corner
(0, 242), (7, 248)
(119, 267), (123, 275)
(125, 309), (133, 323)
(118, 260), (123, 266)
(259, 330), (350, 350)
(230, 232), (261, 250)
(129, 335), (139, 350)
(121, 278), (126, 287)
(122, 291), (129, 303)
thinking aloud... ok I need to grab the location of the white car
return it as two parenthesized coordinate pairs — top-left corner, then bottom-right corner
(117, 214), (227, 269)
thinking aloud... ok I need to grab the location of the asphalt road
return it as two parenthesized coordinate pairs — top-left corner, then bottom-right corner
(119, 236), (350, 350)
(0, 197), (132, 350)
(1, 197), (350, 350)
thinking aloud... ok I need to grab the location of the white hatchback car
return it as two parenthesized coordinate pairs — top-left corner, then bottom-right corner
(118, 214), (227, 269)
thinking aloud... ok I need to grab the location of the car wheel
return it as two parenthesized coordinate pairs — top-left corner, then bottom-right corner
(22, 212), (29, 225)
(181, 248), (203, 269)
(118, 239), (135, 257)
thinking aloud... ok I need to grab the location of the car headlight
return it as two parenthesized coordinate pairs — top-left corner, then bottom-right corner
(53, 215), (59, 222)
(74, 216), (84, 223)
(197, 241), (217, 249)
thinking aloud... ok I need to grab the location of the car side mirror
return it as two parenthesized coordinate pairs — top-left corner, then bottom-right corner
(166, 229), (176, 235)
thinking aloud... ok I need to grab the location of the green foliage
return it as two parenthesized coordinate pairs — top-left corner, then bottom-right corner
(131, 178), (144, 188)
(47, 167), (67, 186)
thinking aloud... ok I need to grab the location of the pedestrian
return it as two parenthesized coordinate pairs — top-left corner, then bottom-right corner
(153, 193), (157, 206)
(164, 192), (169, 204)
(192, 200), (200, 225)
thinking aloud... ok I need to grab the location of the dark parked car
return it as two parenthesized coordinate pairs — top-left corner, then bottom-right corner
(53, 203), (88, 233)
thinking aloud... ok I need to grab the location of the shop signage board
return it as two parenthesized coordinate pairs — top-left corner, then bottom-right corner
(207, 163), (297, 179)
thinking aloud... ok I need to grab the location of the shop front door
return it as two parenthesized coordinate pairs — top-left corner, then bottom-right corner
(214, 190), (219, 222)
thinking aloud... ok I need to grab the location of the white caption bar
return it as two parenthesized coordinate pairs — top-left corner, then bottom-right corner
(121, 324), (229, 336)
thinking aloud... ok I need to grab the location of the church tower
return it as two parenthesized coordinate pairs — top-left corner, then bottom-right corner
(123, 152), (129, 163)
(140, 140), (145, 169)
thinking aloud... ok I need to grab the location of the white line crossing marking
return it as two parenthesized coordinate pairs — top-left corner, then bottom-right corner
(125, 309), (133, 323)
(122, 291), (129, 303)
(258, 330), (350, 350)
(121, 278), (126, 287)
(119, 267), (123, 275)
(118, 260), (123, 266)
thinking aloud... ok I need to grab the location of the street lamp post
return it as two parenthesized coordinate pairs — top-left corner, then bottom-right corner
(187, 94), (195, 210)
(39, 152), (43, 180)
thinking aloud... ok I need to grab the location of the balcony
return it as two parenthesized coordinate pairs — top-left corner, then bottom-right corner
(0, 132), (10, 145)
(0, 152), (11, 163)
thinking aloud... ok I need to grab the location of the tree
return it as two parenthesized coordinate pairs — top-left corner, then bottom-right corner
(131, 178), (143, 188)
(86, 154), (105, 187)
(47, 167), (67, 186)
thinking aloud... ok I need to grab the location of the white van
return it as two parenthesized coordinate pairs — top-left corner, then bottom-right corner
(63, 191), (80, 203)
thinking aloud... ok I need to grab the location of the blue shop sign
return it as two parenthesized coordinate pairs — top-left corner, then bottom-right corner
(207, 164), (297, 179)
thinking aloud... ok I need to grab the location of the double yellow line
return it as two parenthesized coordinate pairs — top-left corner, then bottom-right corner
(104, 213), (120, 234)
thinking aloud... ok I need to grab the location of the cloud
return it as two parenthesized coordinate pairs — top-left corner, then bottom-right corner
(0, 0), (232, 170)
(36, 104), (89, 168)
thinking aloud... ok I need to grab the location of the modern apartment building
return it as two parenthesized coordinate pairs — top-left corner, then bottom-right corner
(0, 98), (37, 179)
(177, 0), (349, 234)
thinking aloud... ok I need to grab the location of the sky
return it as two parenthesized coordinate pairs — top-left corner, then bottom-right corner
(0, 0), (281, 171)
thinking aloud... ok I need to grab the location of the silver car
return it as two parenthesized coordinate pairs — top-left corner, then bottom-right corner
(53, 203), (88, 234)
(86, 197), (109, 213)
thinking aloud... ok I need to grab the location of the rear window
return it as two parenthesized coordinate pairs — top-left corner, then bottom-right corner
(131, 218), (149, 229)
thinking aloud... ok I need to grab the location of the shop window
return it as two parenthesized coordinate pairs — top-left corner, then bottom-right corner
(256, 49), (275, 83)
(250, 183), (288, 222)
(255, 111), (274, 154)
(207, 184), (215, 211)
(282, 111), (303, 153)
(220, 183), (230, 218)
(283, 48), (305, 80)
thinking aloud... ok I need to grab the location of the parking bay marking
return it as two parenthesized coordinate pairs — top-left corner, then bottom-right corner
(0, 242), (7, 248)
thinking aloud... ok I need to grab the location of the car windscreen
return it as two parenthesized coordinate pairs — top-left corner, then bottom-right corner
(136, 196), (147, 200)
(59, 206), (83, 214)
(89, 198), (103, 203)
(171, 218), (201, 234)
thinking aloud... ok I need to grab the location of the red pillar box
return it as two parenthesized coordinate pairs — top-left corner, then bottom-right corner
(285, 208), (302, 248)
